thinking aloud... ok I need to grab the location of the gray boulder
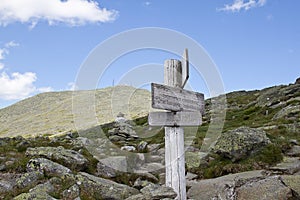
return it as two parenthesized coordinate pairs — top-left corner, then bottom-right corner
(15, 171), (44, 189)
(140, 183), (177, 200)
(273, 105), (300, 120)
(236, 176), (293, 200)
(270, 157), (300, 174)
(27, 158), (72, 177)
(296, 77), (300, 84)
(76, 172), (139, 200)
(14, 181), (56, 200)
(96, 161), (118, 178)
(187, 170), (265, 200)
(281, 175), (300, 197)
(13, 193), (57, 200)
(211, 127), (271, 161)
(26, 146), (88, 170)
(286, 145), (300, 157)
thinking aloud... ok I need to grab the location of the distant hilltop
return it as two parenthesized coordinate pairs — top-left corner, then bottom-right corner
(0, 79), (299, 138)
(0, 85), (151, 138)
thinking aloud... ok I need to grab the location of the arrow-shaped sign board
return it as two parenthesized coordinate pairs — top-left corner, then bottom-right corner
(151, 83), (205, 114)
(181, 48), (189, 89)
(149, 111), (202, 127)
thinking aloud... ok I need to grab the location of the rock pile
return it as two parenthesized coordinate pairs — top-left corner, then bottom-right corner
(0, 136), (176, 200)
(108, 113), (139, 145)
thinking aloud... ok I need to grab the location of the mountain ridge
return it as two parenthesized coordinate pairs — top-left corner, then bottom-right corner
(0, 85), (151, 137)
(1, 80), (299, 139)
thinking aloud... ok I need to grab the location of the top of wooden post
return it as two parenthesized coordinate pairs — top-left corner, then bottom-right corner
(164, 59), (182, 88)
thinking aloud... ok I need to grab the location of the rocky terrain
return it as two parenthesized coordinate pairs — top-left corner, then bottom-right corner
(0, 78), (299, 199)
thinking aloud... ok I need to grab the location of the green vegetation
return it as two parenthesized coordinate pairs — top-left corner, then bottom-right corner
(190, 144), (283, 179)
(189, 84), (300, 178)
(0, 82), (299, 200)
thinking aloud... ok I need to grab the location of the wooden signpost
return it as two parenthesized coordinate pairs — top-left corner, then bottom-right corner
(151, 83), (204, 112)
(149, 111), (202, 127)
(149, 49), (204, 200)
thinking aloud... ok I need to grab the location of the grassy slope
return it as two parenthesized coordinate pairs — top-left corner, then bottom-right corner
(191, 83), (300, 178)
(0, 86), (151, 137)
(0, 82), (299, 190)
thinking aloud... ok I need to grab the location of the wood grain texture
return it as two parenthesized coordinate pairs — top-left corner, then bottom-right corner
(163, 59), (186, 200)
(148, 111), (202, 126)
(151, 83), (205, 113)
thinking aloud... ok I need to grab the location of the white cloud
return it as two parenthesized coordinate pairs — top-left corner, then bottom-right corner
(66, 82), (78, 91)
(218, 0), (267, 12)
(0, 72), (37, 100)
(5, 41), (19, 48)
(0, 41), (52, 100)
(0, 0), (118, 27)
(0, 41), (19, 71)
(0, 41), (19, 61)
(0, 72), (53, 100)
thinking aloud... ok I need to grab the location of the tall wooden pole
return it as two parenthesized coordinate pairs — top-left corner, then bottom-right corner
(164, 59), (186, 200)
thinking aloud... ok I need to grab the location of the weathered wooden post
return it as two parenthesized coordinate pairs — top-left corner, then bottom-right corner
(164, 59), (185, 199)
(149, 49), (204, 200)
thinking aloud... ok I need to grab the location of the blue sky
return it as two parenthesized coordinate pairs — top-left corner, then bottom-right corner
(0, 0), (299, 108)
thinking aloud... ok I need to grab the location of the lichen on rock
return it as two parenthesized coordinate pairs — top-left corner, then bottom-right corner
(211, 127), (271, 162)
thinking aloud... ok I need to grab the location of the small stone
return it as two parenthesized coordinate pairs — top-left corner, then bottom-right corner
(289, 139), (299, 145)
(0, 164), (6, 171)
(121, 146), (136, 152)
(137, 141), (148, 152)
(141, 183), (177, 199)
(5, 160), (14, 166)
(186, 172), (198, 181)
(159, 173), (165, 185)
